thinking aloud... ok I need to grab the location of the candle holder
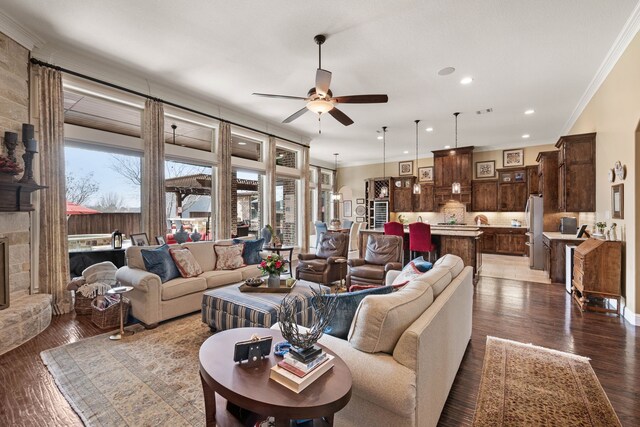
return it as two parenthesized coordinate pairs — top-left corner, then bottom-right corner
(18, 139), (37, 185)
(3, 132), (18, 162)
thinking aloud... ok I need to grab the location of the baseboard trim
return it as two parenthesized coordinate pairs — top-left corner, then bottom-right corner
(622, 302), (639, 326)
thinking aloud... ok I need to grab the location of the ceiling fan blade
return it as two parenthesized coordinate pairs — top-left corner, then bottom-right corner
(328, 107), (354, 126)
(332, 94), (389, 104)
(315, 69), (332, 97)
(252, 92), (307, 100)
(283, 107), (309, 123)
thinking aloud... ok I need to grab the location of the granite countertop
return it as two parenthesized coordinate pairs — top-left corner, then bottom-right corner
(368, 225), (483, 237)
(542, 231), (588, 241)
(477, 224), (526, 229)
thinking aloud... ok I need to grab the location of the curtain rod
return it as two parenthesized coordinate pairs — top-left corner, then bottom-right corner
(30, 57), (310, 149)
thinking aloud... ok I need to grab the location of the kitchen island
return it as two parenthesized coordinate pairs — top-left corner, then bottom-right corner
(359, 225), (483, 284)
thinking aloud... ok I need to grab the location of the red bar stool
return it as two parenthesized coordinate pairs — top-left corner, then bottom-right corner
(384, 221), (408, 264)
(409, 222), (437, 262)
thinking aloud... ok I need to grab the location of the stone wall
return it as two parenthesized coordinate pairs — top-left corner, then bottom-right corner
(0, 31), (31, 300)
(0, 213), (31, 299)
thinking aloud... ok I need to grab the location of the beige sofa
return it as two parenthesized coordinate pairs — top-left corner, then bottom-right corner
(116, 240), (261, 327)
(273, 254), (473, 427)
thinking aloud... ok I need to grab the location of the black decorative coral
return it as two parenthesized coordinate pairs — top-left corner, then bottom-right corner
(278, 286), (337, 350)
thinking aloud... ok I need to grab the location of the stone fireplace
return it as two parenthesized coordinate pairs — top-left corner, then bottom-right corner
(0, 213), (51, 355)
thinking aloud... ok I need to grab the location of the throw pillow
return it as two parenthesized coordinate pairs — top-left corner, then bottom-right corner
(391, 256), (433, 287)
(214, 244), (245, 270)
(141, 244), (181, 283)
(169, 247), (203, 278)
(321, 286), (393, 339)
(233, 238), (264, 265)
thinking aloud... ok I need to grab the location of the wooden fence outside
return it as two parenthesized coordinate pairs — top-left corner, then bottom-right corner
(67, 213), (143, 237)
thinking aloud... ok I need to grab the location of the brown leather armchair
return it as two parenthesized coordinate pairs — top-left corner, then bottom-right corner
(346, 234), (403, 288)
(296, 232), (349, 285)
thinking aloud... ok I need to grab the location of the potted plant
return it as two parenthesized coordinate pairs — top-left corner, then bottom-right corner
(259, 254), (287, 288)
(596, 221), (607, 235)
(0, 155), (23, 182)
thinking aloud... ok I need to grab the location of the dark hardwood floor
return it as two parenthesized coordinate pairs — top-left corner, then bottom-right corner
(1, 277), (638, 426)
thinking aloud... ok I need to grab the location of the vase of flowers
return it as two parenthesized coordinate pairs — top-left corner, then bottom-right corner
(259, 254), (286, 287)
(0, 155), (23, 182)
(596, 221), (607, 235)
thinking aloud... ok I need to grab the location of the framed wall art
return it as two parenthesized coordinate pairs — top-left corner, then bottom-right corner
(399, 161), (413, 176)
(612, 184), (624, 219)
(475, 160), (495, 178)
(418, 166), (434, 182)
(355, 205), (366, 216)
(503, 149), (524, 167)
(356, 198), (365, 204)
(343, 200), (352, 217)
(356, 217), (365, 223)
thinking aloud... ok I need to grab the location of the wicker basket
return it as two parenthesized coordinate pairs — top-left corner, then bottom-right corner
(91, 297), (130, 329)
(74, 294), (94, 315)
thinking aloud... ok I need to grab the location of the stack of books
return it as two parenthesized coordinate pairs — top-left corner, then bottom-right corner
(270, 346), (334, 393)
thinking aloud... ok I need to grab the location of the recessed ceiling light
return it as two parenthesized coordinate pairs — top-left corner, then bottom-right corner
(438, 67), (456, 76)
(524, 109), (535, 115)
(460, 76), (473, 85)
(377, 135), (383, 140)
(425, 127), (434, 132)
(522, 134), (530, 139)
(444, 145), (451, 149)
(403, 150), (409, 154)
(238, 142), (247, 145)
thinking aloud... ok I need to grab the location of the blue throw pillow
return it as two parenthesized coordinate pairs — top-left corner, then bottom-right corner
(233, 238), (264, 265)
(322, 286), (393, 339)
(391, 256), (433, 286)
(141, 244), (180, 283)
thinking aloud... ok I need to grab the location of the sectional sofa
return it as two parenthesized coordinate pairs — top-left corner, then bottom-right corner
(115, 240), (261, 327)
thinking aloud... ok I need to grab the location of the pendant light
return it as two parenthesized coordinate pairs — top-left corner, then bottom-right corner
(331, 153), (342, 201)
(451, 112), (461, 194)
(379, 126), (389, 198)
(413, 119), (421, 194)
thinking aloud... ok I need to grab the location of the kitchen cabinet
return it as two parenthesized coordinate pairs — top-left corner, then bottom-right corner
(413, 183), (435, 212)
(497, 169), (527, 212)
(556, 132), (596, 212)
(527, 165), (539, 194)
(391, 177), (414, 212)
(542, 233), (586, 283)
(471, 180), (498, 212)
(432, 146), (474, 205)
(536, 151), (559, 213)
(481, 227), (527, 256)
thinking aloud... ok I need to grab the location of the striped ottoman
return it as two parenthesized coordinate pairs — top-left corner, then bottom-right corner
(201, 280), (329, 332)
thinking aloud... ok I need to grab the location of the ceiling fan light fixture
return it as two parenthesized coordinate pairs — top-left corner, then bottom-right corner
(306, 99), (334, 114)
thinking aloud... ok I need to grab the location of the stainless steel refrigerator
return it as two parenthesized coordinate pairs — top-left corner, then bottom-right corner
(525, 195), (544, 270)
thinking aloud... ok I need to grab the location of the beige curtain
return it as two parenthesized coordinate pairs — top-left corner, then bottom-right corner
(301, 146), (311, 252)
(266, 136), (277, 229)
(36, 66), (71, 314)
(141, 99), (166, 241)
(216, 121), (232, 239)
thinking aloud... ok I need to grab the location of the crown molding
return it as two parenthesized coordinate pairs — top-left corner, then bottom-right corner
(0, 10), (44, 50)
(562, 2), (640, 134)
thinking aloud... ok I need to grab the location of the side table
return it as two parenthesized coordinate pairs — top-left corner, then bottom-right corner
(199, 327), (352, 427)
(107, 285), (134, 341)
(263, 245), (295, 277)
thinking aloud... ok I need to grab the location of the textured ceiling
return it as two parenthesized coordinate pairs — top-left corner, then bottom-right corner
(1, 0), (637, 166)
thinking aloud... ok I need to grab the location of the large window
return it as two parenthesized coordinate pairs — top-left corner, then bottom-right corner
(233, 170), (264, 237)
(276, 177), (299, 246)
(65, 145), (142, 250)
(165, 160), (212, 240)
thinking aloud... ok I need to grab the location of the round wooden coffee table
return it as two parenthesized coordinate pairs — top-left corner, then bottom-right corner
(199, 327), (352, 427)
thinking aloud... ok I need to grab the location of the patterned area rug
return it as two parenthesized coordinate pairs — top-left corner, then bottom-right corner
(473, 336), (621, 426)
(41, 315), (210, 426)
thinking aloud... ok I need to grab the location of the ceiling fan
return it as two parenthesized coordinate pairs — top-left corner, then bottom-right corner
(253, 34), (388, 130)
